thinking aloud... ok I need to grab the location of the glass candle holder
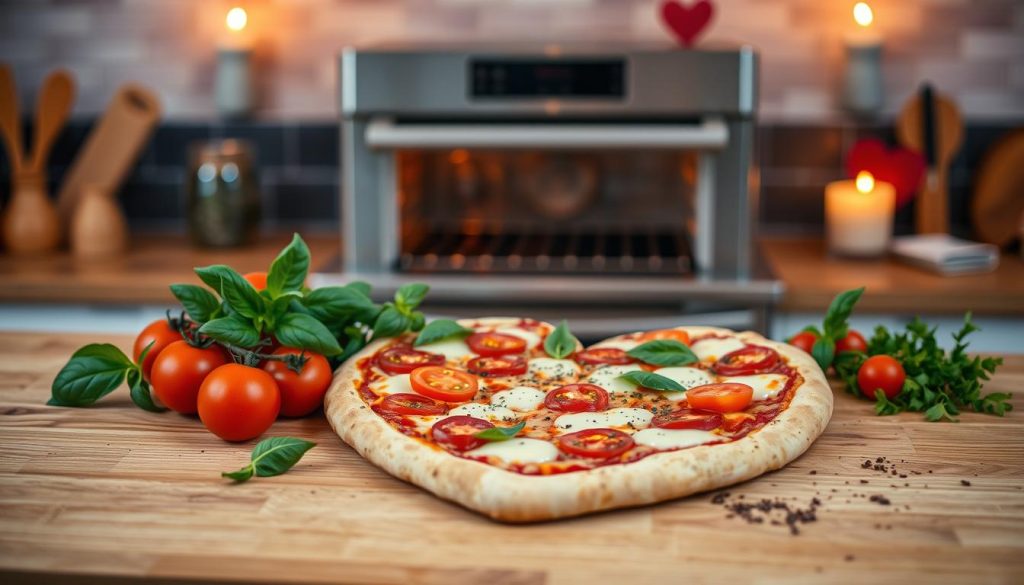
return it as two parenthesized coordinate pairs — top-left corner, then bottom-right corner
(187, 139), (260, 248)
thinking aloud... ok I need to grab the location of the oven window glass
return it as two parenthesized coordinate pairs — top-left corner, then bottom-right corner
(396, 149), (699, 275)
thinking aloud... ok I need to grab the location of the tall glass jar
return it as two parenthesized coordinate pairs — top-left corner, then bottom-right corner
(187, 139), (260, 247)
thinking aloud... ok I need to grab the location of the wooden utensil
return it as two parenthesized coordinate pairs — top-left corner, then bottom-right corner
(56, 84), (162, 225)
(69, 183), (128, 258)
(0, 64), (23, 172)
(895, 84), (964, 234)
(971, 129), (1024, 248)
(27, 69), (75, 174)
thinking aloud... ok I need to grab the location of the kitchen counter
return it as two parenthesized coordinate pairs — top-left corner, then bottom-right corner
(1, 332), (1022, 584)
(1, 234), (1021, 316)
(761, 238), (1024, 315)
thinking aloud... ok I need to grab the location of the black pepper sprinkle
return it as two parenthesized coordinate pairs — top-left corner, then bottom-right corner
(869, 494), (891, 506)
(961, 480), (972, 486)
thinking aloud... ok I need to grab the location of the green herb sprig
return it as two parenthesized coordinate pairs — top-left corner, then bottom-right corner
(799, 286), (865, 370)
(222, 437), (316, 482)
(474, 421), (526, 442)
(544, 320), (578, 359)
(626, 340), (697, 367)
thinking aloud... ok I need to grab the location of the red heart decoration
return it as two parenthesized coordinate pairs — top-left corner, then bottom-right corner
(660, 0), (715, 47)
(845, 138), (926, 209)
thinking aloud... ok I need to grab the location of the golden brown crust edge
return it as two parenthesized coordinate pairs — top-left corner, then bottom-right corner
(324, 323), (833, 523)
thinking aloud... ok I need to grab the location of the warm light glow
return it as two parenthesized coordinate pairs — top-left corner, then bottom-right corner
(856, 171), (875, 193)
(226, 7), (248, 32)
(853, 2), (873, 27)
(448, 149), (470, 165)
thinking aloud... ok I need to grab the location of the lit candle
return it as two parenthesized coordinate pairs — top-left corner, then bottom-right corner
(826, 171), (896, 257)
(215, 6), (253, 119)
(843, 2), (884, 117)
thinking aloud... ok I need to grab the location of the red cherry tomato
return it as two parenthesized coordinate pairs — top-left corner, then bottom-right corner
(556, 428), (634, 459)
(857, 355), (906, 400)
(685, 383), (754, 413)
(150, 341), (229, 414)
(261, 347), (332, 417)
(410, 366), (479, 402)
(788, 331), (818, 354)
(133, 319), (182, 381)
(544, 383), (609, 413)
(574, 347), (635, 366)
(466, 332), (527, 357)
(713, 345), (780, 376)
(638, 329), (691, 345)
(376, 393), (448, 416)
(836, 330), (868, 354)
(430, 415), (493, 451)
(243, 271), (267, 290)
(652, 409), (723, 431)
(376, 346), (445, 375)
(198, 364), (281, 442)
(467, 355), (528, 377)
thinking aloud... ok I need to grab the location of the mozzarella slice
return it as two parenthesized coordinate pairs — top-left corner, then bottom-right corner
(721, 374), (790, 401)
(633, 428), (721, 449)
(589, 338), (641, 351)
(584, 364), (645, 394)
(527, 358), (580, 381)
(449, 402), (519, 423)
(651, 366), (714, 402)
(374, 374), (414, 396)
(691, 337), (746, 362)
(554, 407), (654, 434)
(494, 327), (542, 349)
(491, 386), (546, 411)
(416, 338), (474, 361)
(466, 438), (558, 463)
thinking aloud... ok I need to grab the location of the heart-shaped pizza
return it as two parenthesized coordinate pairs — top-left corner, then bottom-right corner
(325, 317), (832, 522)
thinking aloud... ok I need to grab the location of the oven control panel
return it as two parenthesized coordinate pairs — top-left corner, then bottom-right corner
(470, 59), (626, 99)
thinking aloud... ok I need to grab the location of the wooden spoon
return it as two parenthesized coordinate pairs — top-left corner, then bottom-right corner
(28, 69), (75, 174)
(0, 64), (24, 173)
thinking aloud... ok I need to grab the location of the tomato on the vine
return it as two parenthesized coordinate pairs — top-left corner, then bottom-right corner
(243, 271), (268, 290)
(787, 331), (818, 354)
(261, 347), (332, 417)
(198, 364), (281, 442)
(150, 341), (229, 414)
(133, 319), (182, 381)
(836, 330), (868, 354)
(857, 355), (905, 400)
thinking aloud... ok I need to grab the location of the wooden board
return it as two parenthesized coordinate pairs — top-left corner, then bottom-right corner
(0, 333), (1022, 584)
(762, 238), (1024, 315)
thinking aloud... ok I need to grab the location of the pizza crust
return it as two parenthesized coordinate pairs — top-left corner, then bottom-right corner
(324, 322), (833, 523)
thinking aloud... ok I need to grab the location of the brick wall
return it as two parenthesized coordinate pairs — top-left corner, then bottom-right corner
(1, 0), (1022, 120)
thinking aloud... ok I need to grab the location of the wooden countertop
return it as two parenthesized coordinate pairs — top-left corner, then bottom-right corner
(0, 233), (1021, 315)
(761, 238), (1024, 315)
(1, 332), (1022, 584)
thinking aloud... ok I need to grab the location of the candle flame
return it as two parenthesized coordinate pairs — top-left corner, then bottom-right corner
(856, 171), (875, 193)
(226, 7), (248, 32)
(853, 2), (873, 27)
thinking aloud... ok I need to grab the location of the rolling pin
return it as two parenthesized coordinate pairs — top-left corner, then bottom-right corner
(56, 84), (162, 225)
(895, 84), (963, 234)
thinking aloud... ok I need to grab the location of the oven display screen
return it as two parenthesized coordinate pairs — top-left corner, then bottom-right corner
(471, 59), (625, 99)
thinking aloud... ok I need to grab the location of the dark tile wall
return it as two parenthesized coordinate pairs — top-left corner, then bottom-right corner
(0, 118), (1020, 239)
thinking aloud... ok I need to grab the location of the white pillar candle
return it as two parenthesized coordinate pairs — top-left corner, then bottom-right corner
(216, 6), (253, 119)
(843, 2), (884, 117)
(826, 171), (896, 257)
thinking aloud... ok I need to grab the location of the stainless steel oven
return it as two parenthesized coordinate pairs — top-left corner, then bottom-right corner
(315, 43), (781, 339)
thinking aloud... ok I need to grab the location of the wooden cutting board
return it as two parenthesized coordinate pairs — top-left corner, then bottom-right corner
(1, 332), (1022, 584)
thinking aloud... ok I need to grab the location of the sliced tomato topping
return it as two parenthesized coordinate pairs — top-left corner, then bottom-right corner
(410, 366), (479, 402)
(466, 332), (527, 357)
(556, 428), (634, 459)
(721, 412), (755, 432)
(376, 346), (445, 375)
(376, 393), (447, 416)
(467, 354), (528, 377)
(713, 345), (780, 376)
(652, 409), (723, 431)
(638, 329), (691, 345)
(575, 347), (635, 366)
(685, 383), (754, 413)
(544, 383), (610, 413)
(430, 415), (493, 451)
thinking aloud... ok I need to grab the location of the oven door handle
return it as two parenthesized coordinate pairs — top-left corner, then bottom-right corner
(364, 117), (729, 149)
